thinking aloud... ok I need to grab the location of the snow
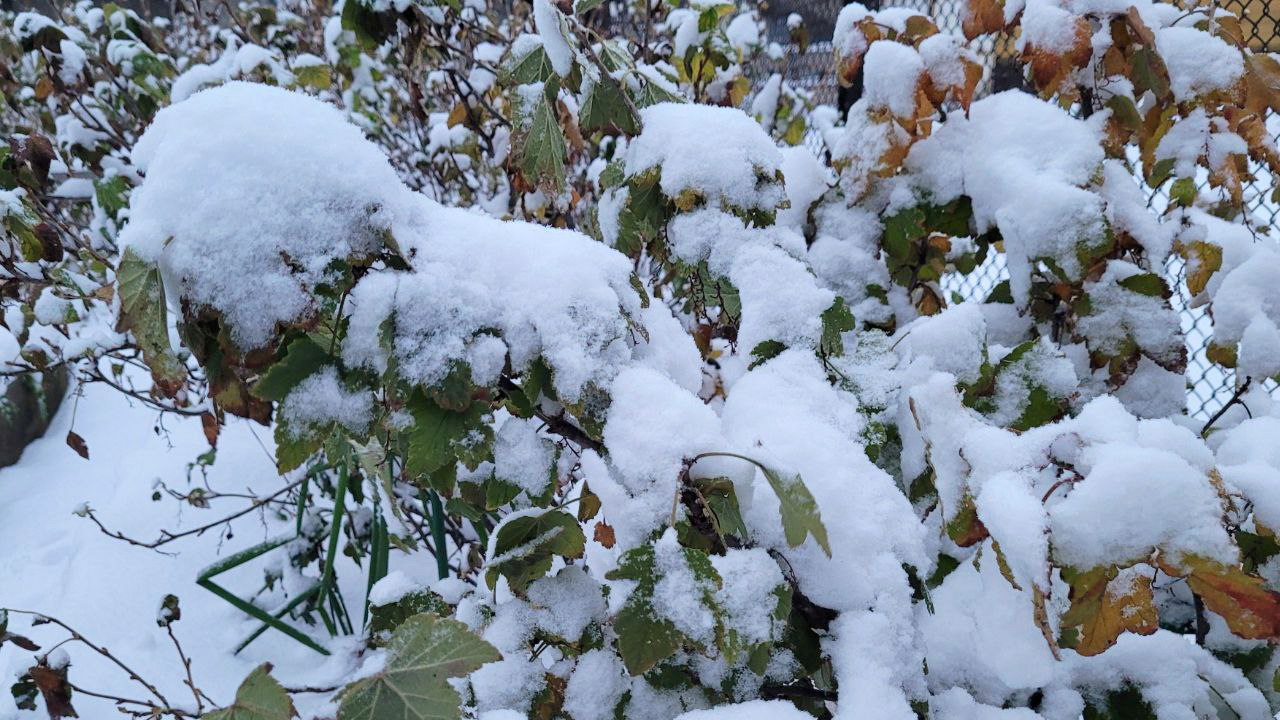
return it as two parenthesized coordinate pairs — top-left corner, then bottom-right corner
(367, 569), (422, 607)
(632, 305), (704, 395)
(170, 44), (293, 103)
(674, 700), (814, 719)
(533, 0), (573, 77)
(493, 417), (555, 499)
(1049, 442), (1236, 569)
(1019, 1), (1081, 55)
(470, 655), (545, 714)
(625, 103), (784, 213)
(563, 649), (628, 720)
(651, 529), (717, 645)
(777, 146), (831, 231)
(12, 4), (1280, 717)
(709, 547), (784, 647)
(1076, 261), (1183, 366)
(833, 4), (871, 60)
(895, 304), (988, 385)
(906, 91), (1105, 305)
(279, 366), (373, 436)
(1155, 26), (1244, 102)
(527, 566), (605, 642)
(725, 13), (761, 52)
(0, 380), (369, 719)
(1203, 242), (1280, 380)
(919, 33), (974, 91)
(863, 41), (925, 119)
(121, 82), (409, 350)
(599, 366), (721, 547)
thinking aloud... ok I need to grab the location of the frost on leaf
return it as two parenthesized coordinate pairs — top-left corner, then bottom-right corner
(338, 613), (500, 720)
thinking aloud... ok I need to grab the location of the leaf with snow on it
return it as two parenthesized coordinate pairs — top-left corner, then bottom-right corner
(203, 663), (295, 720)
(338, 614), (499, 720)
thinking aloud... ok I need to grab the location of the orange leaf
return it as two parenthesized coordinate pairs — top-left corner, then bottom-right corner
(1185, 558), (1280, 640)
(594, 521), (616, 549)
(201, 411), (220, 449)
(961, 0), (1005, 40)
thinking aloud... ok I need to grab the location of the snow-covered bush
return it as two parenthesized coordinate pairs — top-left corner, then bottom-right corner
(5, 0), (1280, 719)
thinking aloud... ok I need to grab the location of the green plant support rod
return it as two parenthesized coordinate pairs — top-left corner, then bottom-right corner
(428, 489), (448, 580)
(197, 535), (330, 655)
(316, 461), (349, 636)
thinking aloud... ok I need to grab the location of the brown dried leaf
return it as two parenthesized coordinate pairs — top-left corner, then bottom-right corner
(961, 0), (1005, 40)
(1246, 54), (1280, 114)
(1125, 6), (1156, 46)
(201, 411), (220, 449)
(1214, 15), (1245, 49)
(0, 632), (40, 651)
(28, 664), (77, 719)
(1023, 16), (1092, 96)
(66, 431), (88, 460)
(593, 521), (616, 549)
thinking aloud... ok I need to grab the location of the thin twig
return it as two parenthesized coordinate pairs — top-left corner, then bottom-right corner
(84, 478), (303, 551)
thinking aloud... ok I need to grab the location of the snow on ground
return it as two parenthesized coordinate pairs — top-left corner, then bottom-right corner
(0, 379), (368, 718)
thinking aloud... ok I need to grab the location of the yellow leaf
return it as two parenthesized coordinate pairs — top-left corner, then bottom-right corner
(1062, 566), (1158, 656)
(1179, 240), (1222, 296)
(1206, 342), (1238, 369)
(447, 102), (468, 129)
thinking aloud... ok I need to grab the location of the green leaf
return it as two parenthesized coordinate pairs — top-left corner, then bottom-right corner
(1104, 95), (1142, 131)
(749, 340), (785, 369)
(338, 613), (500, 720)
(273, 420), (324, 473)
(614, 176), (664, 255)
(820, 297), (855, 357)
(1170, 176), (1196, 207)
(574, 0), (603, 13)
(293, 63), (332, 91)
(1117, 272), (1166, 297)
(606, 543), (713, 675)
(580, 76), (639, 134)
(404, 390), (487, 478)
(94, 176), (131, 220)
(502, 46), (556, 86)
(253, 336), (330, 401)
(1130, 48), (1170, 101)
(1146, 157), (1176, 187)
(1010, 385), (1067, 432)
(369, 590), (450, 639)
(115, 247), (187, 392)
(485, 509), (585, 592)
(515, 80), (567, 193)
(882, 208), (926, 264)
(694, 477), (750, 545)
(634, 74), (685, 107)
(761, 465), (832, 557)
(340, 0), (392, 52)
(202, 664), (294, 720)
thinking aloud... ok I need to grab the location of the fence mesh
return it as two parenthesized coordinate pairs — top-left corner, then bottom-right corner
(747, 0), (1280, 419)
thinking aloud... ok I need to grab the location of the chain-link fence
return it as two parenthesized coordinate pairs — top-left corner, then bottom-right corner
(748, 0), (1280, 419)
